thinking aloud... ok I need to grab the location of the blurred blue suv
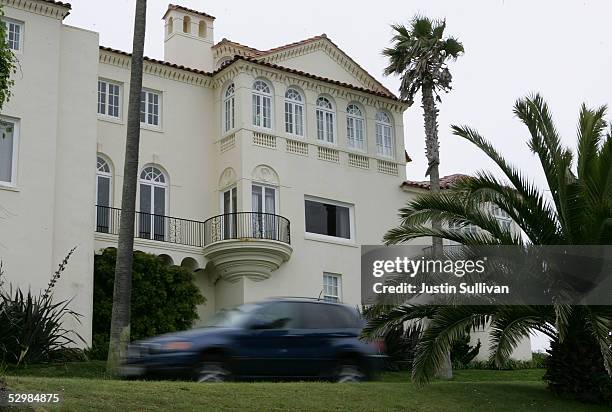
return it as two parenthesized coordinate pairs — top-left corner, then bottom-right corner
(120, 298), (385, 382)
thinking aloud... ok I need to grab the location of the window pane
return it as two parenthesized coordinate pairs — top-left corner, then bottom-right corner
(316, 110), (324, 140)
(295, 105), (303, 136)
(265, 187), (275, 214)
(97, 176), (110, 206)
(140, 91), (146, 123)
(252, 185), (262, 212)
(0, 123), (14, 183)
(305, 200), (350, 239)
(98, 81), (106, 115)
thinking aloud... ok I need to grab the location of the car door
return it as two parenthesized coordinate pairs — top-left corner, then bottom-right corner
(291, 303), (361, 377)
(233, 302), (301, 378)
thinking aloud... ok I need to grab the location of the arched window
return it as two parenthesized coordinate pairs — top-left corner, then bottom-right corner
(198, 21), (206, 38)
(223, 83), (235, 132)
(139, 166), (168, 241)
(284, 88), (304, 136)
(183, 16), (191, 33)
(252, 80), (272, 128)
(316, 97), (335, 143)
(375, 111), (394, 158)
(346, 104), (365, 150)
(167, 17), (174, 35)
(96, 156), (113, 232)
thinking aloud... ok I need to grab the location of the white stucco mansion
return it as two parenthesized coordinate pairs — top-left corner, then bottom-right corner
(0, 1), (413, 345)
(0, 1), (531, 360)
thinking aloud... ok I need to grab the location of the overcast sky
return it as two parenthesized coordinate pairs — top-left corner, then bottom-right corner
(64, 0), (612, 351)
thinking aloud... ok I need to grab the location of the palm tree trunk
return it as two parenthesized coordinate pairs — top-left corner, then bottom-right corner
(421, 84), (453, 379)
(106, 0), (147, 374)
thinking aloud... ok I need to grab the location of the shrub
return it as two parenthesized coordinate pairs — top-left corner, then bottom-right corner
(89, 248), (205, 360)
(451, 334), (481, 368)
(0, 249), (84, 366)
(383, 325), (421, 371)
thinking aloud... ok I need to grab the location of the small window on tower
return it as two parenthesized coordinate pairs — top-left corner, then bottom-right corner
(183, 16), (191, 34)
(199, 21), (206, 38)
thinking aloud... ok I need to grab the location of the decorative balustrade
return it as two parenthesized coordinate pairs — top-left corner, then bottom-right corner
(95, 206), (291, 248)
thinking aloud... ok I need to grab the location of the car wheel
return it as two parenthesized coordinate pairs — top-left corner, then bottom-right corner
(335, 359), (366, 383)
(195, 356), (230, 383)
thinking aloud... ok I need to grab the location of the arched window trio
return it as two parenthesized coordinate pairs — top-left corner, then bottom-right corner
(223, 80), (395, 158)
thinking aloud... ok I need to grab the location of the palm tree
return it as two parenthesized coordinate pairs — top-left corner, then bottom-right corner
(383, 16), (463, 251)
(364, 94), (612, 403)
(107, 0), (147, 373)
(382, 16), (464, 379)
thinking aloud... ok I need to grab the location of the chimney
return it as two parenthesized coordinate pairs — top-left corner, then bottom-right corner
(162, 4), (215, 72)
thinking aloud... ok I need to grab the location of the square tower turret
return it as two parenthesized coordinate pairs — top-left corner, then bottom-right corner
(163, 4), (215, 72)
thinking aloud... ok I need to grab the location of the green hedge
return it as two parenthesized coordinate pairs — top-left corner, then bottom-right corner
(89, 248), (205, 360)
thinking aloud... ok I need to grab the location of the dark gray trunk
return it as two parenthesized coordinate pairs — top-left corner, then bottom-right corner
(107, 0), (147, 373)
(421, 84), (452, 379)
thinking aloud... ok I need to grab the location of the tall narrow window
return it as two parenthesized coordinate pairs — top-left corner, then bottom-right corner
(375, 111), (394, 158)
(183, 16), (191, 33)
(346, 104), (365, 150)
(316, 97), (335, 144)
(0, 118), (18, 186)
(323, 273), (342, 302)
(167, 17), (174, 35)
(96, 156), (113, 233)
(98, 80), (121, 118)
(3, 20), (22, 52)
(139, 166), (167, 241)
(140, 90), (161, 127)
(198, 21), (206, 38)
(252, 80), (272, 128)
(284, 88), (304, 136)
(222, 186), (238, 239)
(223, 83), (235, 132)
(252, 184), (277, 239)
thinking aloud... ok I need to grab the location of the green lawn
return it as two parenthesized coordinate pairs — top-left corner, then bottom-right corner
(2, 362), (607, 411)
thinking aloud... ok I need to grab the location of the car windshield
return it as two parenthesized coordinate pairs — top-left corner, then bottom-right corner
(203, 303), (261, 328)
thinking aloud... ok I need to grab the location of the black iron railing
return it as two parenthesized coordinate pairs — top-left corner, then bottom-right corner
(203, 212), (291, 246)
(95, 206), (291, 247)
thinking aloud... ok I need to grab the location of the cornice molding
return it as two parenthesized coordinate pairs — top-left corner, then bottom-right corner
(219, 60), (406, 112)
(99, 49), (214, 88)
(1, 0), (70, 20)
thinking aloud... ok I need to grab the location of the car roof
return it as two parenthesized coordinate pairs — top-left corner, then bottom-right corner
(262, 297), (357, 308)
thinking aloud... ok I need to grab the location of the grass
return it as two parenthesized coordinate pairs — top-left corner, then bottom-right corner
(2, 362), (608, 411)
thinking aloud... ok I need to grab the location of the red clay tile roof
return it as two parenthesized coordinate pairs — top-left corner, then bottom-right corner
(213, 34), (396, 98)
(401, 174), (469, 190)
(99, 46), (210, 76)
(99, 46), (408, 103)
(223, 55), (405, 102)
(41, 0), (71, 8)
(163, 4), (216, 20)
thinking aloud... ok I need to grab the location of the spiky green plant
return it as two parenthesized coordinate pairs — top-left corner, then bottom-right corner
(365, 94), (612, 403)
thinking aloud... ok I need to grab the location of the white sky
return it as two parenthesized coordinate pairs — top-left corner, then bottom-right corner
(64, 0), (612, 351)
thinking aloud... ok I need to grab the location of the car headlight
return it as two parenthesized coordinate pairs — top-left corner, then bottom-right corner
(160, 341), (193, 351)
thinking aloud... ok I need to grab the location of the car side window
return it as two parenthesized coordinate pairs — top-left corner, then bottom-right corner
(250, 302), (297, 329)
(295, 303), (361, 329)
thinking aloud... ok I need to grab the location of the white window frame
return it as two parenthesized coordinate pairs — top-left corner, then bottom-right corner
(3, 19), (23, 53)
(304, 195), (355, 244)
(223, 83), (235, 133)
(284, 88), (304, 137)
(252, 80), (272, 129)
(323, 273), (342, 303)
(316, 97), (336, 144)
(140, 89), (162, 129)
(375, 111), (394, 159)
(98, 79), (122, 120)
(346, 104), (365, 151)
(0, 117), (19, 188)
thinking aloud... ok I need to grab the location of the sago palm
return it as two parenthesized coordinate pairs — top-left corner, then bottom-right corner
(364, 94), (612, 404)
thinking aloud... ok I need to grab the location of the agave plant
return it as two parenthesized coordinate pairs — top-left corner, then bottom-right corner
(364, 94), (612, 403)
(0, 248), (84, 366)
